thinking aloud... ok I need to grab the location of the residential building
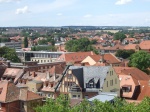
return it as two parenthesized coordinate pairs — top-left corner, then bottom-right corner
(81, 53), (121, 67)
(114, 67), (150, 100)
(0, 80), (42, 112)
(57, 51), (96, 65)
(0, 42), (22, 50)
(59, 66), (120, 99)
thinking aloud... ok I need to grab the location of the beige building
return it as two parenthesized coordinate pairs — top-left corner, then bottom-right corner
(81, 53), (121, 67)
(31, 57), (53, 63)
(59, 66), (120, 99)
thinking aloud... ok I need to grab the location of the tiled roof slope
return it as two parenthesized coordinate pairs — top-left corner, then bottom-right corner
(69, 66), (110, 88)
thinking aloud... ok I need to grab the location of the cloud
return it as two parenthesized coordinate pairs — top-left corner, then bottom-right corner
(16, 6), (30, 14)
(115, 0), (132, 5)
(0, 0), (20, 3)
(84, 14), (92, 18)
(57, 13), (63, 16)
(31, 0), (77, 13)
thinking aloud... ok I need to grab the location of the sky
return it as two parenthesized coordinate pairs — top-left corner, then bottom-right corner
(0, 0), (150, 26)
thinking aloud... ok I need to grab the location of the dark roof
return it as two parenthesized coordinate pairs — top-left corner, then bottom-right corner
(72, 68), (84, 89)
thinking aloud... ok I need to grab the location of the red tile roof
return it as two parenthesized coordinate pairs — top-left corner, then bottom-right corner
(139, 40), (150, 50)
(57, 51), (95, 63)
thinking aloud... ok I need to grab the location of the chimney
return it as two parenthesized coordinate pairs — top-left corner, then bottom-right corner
(32, 71), (36, 77)
(43, 81), (47, 87)
(54, 72), (56, 81)
(46, 71), (50, 80)
(6, 60), (10, 68)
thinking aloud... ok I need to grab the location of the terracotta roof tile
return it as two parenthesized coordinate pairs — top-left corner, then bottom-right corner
(139, 40), (150, 50)
(57, 51), (95, 63)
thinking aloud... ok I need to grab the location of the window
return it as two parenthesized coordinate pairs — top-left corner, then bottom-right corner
(72, 95), (76, 98)
(78, 95), (80, 98)
(32, 88), (34, 92)
(110, 80), (113, 86)
(107, 81), (108, 87)
(68, 74), (72, 79)
(122, 87), (131, 92)
(48, 94), (51, 98)
(115, 78), (117, 84)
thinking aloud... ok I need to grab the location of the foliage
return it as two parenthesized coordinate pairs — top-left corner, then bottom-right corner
(0, 38), (10, 42)
(114, 32), (126, 42)
(38, 39), (47, 45)
(31, 45), (56, 51)
(24, 37), (28, 48)
(0, 46), (21, 62)
(90, 39), (97, 44)
(65, 38), (98, 54)
(35, 95), (150, 112)
(115, 50), (135, 59)
(128, 51), (150, 72)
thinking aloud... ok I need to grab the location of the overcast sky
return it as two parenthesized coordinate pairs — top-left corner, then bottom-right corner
(0, 0), (150, 26)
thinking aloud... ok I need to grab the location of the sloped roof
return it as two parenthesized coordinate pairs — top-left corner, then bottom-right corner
(137, 85), (150, 101)
(49, 64), (65, 75)
(58, 51), (95, 63)
(123, 44), (138, 50)
(0, 81), (20, 103)
(84, 53), (121, 64)
(139, 40), (150, 50)
(114, 67), (149, 81)
(69, 66), (111, 88)
(26, 91), (42, 101)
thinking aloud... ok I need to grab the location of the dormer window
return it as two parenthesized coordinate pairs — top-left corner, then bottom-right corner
(122, 85), (131, 92)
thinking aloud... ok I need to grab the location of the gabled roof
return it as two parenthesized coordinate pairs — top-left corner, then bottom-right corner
(82, 53), (121, 64)
(69, 66), (111, 88)
(0, 81), (20, 103)
(0, 80), (42, 103)
(26, 91), (42, 101)
(57, 51), (95, 63)
(49, 64), (65, 75)
(123, 44), (139, 50)
(139, 40), (150, 50)
(113, 67), (149, 81)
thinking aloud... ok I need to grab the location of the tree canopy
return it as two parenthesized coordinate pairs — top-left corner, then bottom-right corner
(114, 32), (126, 42)
(35, 94), (150, 112)
(115, 50), (135, 59)
(0, 46), (21, 63)
(24, 37), (28, 48)
(65, 38), (98, 54)
(128, 51), (150, 73)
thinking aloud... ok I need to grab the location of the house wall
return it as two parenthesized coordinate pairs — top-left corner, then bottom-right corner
(102, 67), (120, 96)
(1, 101), (20, 112)
(119, 74), (136, 98)
(81, 56), (96, 65)
(26, 81), (42, 93)
(31, 57), (53, 63)
(23, 99), (42, 112)
(59, 73), (82, 99)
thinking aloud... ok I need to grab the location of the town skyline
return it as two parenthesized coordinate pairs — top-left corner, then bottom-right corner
(1, 0), (150, 27)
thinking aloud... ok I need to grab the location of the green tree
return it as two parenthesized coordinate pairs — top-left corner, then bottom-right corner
(35, 94), (70, 112)
(0, 47), (21, 62)
(115, 50), (135, 59)
(114, 32), (126, 42)
(24, 37), (28, 48)
(38, 39), (47, 45)
(128, 51), (150, 72)
(65, 38), (98, 54)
